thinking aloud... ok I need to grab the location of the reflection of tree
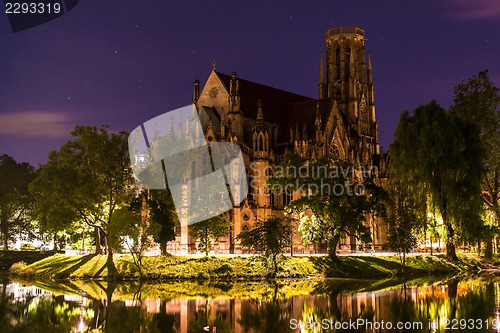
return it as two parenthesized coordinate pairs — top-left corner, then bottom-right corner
(238, 284), (292, 333)
(239, 300), (291, 333)
(188, 299), (233, 333)
(150, 300), (177, 333)
(0, 293), (80, 333)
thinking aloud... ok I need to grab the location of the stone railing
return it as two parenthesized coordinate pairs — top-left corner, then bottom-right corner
(326, 26), (365, 38)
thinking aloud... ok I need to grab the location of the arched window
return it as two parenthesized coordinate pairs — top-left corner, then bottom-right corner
(259, 135), (265, 151)
(345, 47), (351, 81)
(243, 124), (250, 145)
(335, 47), (341, 80)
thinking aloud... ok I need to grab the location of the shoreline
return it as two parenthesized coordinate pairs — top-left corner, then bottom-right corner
(9, 253), (481, 282)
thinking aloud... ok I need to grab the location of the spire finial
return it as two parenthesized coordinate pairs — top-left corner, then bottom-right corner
(367, 53), (373, 84)
(315, 101), (321, 126)
(319, 51), (325, 85)
(256, 99), (264, 122)
(212, 60), (217, 71)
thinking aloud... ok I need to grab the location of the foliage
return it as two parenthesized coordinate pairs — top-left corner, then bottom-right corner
(111, 196), (160, 279)
(450, 70), (500, 256)
(0, 154), (36, 250)
(188, 215), (231, 255)
(144, 189), (177, 255)
(9, 261), (28, 275)
(29, 125), (135, 257)
(270, 154), (386, 260)
(389, 101), (485, 261)
(237, 216), (293, 276)
(386, 183), (426, 267)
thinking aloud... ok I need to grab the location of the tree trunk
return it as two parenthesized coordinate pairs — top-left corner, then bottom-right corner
(272, 253), (278, 276)
(53, 232), (57, 251)
(95, 226), (101, 255)
(1, 220), (8, 250)
(328, 233), (340, 261)
(2, 230), (7, 250)
(82, 229), (85, 253)
(485, 237), (493, 260)
(160, 242), (167, 255)
(446, 223), (458, 261)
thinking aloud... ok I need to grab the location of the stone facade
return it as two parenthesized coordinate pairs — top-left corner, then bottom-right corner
(168, 26), (388, 254)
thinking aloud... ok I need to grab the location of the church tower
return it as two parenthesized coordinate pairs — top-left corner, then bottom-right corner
(320, 26), (380, 160)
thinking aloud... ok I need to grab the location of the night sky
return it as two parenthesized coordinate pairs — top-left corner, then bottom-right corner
(1, 0), (499, 167)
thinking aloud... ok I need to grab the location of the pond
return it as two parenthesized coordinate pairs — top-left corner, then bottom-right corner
(0, 276), (499, 332)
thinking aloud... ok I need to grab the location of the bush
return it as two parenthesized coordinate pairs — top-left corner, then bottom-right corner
(22, 268), (36, 279)
(9, 261), (28, 275)
(215, 263), (233, 277)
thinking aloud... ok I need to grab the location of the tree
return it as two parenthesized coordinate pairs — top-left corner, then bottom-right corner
(109, 196), (158, 280)
(237, 216), (293, 276)
(29, 171), (80, 250)
(188, 215), (231, 255)
(0, 155), (35, 250)
(270, 154), (386, 260)
(389, 101), (485, 261)
(30, 125), (134, 258)
(145, 189), (177, 255)
(450, 70), (500, 257)
(386, 183), (426, 267)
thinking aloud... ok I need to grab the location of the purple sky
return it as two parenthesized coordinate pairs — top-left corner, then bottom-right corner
(1, 0), (499, 167)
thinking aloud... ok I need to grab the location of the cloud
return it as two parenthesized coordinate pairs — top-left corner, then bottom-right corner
(0, 111), (74, 137)
(443, 0), (500, 20)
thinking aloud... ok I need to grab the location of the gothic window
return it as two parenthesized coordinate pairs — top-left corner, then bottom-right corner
(329, 143), (340, 159)
(258, 134), (265, 151)
(242, 224), (250, 232)
(345, 47), (351, 81)
(335, 47), (341, 80)
(243, 124), (250, 145)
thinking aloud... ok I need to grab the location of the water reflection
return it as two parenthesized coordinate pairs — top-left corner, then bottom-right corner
(0, 277), (498, 332)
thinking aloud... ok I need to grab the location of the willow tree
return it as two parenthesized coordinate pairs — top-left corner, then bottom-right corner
(450, 70), (500, 257)
(389, 101), (484, 261)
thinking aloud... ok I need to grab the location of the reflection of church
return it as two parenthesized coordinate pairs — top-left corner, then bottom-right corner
(169, 27), (388, 254)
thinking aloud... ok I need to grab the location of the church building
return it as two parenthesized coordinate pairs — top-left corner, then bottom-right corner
(169, 26), (388, 254)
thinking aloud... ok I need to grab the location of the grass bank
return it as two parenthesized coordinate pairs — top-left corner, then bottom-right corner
(0, 250), (63, 271)
(11, 253), (481, 281)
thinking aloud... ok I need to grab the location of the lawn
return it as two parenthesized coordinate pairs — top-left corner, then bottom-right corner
(11, 253), (480, 281)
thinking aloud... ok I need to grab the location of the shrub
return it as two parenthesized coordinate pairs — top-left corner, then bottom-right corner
(9, 261), (27, 275)
(22, 268), (36, 279)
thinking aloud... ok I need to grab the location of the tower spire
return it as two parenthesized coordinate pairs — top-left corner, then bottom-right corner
(319, 52), (325, 99)
(193, 79), (200, 103)
(367, 53), (373, 84)
(256, 99), (264, 122)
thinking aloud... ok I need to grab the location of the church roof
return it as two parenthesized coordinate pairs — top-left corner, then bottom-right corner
(215, 72), (312, 123)
(278, 98), (331, 142)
